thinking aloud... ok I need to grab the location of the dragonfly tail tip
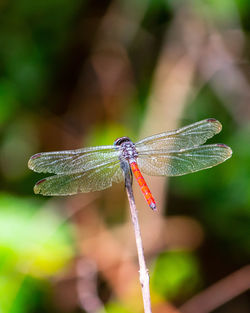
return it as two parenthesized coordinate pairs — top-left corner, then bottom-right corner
(150, 203), (157, 211)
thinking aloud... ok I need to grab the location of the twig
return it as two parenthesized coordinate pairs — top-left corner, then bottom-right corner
(76, 258), (105, 313)
(179, 265), (250, 313)
(125, 171), (152, 313)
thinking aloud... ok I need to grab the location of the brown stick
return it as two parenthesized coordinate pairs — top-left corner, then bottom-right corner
(179, 265), (250, 313)
(125, 173), (152, 313)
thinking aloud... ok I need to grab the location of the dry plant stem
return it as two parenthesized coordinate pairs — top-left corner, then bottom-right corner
(125, 176), (152, 313)
(179, 265), (250, 313)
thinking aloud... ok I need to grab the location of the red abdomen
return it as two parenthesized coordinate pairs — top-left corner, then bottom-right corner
(130, 161), (156, 210)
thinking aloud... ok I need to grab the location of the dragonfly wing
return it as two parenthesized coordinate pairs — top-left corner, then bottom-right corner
(33, 160), (124, 195)
(137, 144), (232, 176)
(135, 119), (222, 152)
(28, 145), (119, 174)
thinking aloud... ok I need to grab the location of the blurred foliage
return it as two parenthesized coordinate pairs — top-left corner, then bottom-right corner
(0, 0), (250, 312)
(0, 0), (82, 110)
(151, 251), (201, 300)
(104, 302), (133, 313)
(0, 79), (19, 126)
(86, 123), (134, 147)
(170, 91), (250, 259)
(0, 193), (74, 312)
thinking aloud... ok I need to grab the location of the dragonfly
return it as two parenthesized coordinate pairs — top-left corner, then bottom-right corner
(28, 118), (232, 210)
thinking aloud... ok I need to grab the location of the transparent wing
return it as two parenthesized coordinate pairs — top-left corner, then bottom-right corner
(28, 145), (119, 174)
(135, 119), (222, 152)
(137, 144), (232, 176)
(33, 160), (124, 196)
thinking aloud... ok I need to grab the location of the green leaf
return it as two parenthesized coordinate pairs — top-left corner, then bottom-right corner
(0, 193), (74, 312)
(104, 302), (134, 313)
(0, 193), (74, 277)
(151, 250), (201, 300)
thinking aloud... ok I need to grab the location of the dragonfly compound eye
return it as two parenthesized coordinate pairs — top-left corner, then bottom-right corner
(114, 136), (131, 146)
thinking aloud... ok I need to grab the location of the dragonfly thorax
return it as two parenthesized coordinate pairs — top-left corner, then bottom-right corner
(114, 136), (138, 161)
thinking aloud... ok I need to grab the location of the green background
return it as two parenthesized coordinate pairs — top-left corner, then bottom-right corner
(0, 0), (249, 312)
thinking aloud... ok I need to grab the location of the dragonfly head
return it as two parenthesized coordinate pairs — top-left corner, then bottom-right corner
(114, 136), (131, 146)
